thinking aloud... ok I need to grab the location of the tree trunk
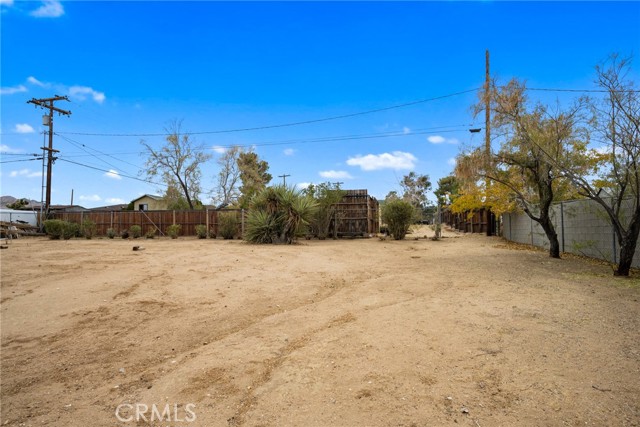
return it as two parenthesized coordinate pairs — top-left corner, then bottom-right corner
(615, 212), (640, 276)
(538, 216), (561, 258)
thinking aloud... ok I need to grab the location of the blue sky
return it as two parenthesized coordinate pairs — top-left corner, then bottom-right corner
(1, 1), (639, 207)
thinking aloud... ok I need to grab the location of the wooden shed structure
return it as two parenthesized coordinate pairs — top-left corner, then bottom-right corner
(331, 189), (379, 237)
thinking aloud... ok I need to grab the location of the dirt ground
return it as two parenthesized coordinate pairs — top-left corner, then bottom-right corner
(1, 227), (639, 427)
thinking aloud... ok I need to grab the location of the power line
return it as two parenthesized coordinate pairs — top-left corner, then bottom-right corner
(53, 125), (476, 159)
(56, 133), (139, 176)
(56, 158), (164, 187)
(0, 157), (43, 164)
(54, 89), (480, 137)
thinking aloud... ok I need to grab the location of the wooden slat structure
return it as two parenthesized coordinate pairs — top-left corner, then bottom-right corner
(443, 208), (495, 234)
(49, 209), (244, 237)
(331, 190), (380, 237)
(46, 190), (380, 238)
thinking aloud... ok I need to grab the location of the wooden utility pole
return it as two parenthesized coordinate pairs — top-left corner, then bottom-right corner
(27, 96), (71, 213)
(484, 50), (493, 236)
(278, 174), (291, 186)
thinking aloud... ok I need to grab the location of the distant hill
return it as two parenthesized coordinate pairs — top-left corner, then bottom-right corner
(0, 195), (41, 209)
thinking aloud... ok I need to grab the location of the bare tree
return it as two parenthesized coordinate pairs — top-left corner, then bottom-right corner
(558, 55), (640, 276)
(212, 146), (242, 207)
(141, 119), (212, 210)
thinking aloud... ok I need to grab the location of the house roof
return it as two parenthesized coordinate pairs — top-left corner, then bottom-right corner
(130, 194), (163, 203)
(90, 204), (128, 211)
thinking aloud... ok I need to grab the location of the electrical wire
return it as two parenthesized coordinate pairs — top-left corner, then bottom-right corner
(0, 157), (43, 164)
(53, 124), (477, 159)
(56, 158), (164, 187)
(54, 88), (480, 137)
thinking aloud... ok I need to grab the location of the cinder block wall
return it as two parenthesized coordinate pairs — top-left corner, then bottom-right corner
(502, 199), (640, 268)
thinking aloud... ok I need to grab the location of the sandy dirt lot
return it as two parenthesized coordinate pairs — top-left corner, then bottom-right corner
(1, 228), (639, 427)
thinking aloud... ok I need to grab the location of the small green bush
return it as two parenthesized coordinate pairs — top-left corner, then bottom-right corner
(120, 229), (130, 239)
(218, 212), (239, 240)
(195, 224), (208, 239)
(166, 224), (181, 239)
(129, 225), (142, 239)
(44, 219), (65, 240)
(381, 199), (415, 240)
(62, 222), (79, 240)
(82, 218), (97, 239)
(106, 228), (117, 239)
(145, 227), (156, 239)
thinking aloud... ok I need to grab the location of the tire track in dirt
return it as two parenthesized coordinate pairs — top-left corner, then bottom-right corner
(226, 313), (357, 426)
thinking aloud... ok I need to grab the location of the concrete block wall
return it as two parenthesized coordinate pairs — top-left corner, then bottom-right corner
(502, 198), (640, 268)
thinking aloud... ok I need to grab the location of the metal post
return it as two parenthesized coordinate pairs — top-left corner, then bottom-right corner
(560, 202), (565, 253)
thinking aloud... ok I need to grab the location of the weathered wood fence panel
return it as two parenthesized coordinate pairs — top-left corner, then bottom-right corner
(48, 192), (380, 238)
(332, 189), (380, 236)
(443, 208), (494, 234)
(50, 209), (244, 237)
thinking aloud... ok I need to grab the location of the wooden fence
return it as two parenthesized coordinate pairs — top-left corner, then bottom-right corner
(332, 189), (380, 236)
(50, 209), (245, 237)
(48, 191), (380, 238)
(442, 208), (496, 235)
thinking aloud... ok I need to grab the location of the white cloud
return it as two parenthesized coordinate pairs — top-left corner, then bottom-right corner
(27, 76), (49, 87)
(0, 0), (15, 6)
(427, 135), (459, 145)
(319, 170), (353, 179)
(79, 194), (101, 202)
(283, 148), (295, 156)
(0, 84), (27, 95)
(296, 182), (312, 189)
(69, 85), (105, 104)
(15, 123), (35, 134)
(447, 157), (457, 166)
(403, 127), (411, 134)
(9, 169), (41, 178)
(212, 145), (226, 154)
(105, 198), (126, 204)
(104, 169), (122, 180)
(30, 0), (64, 18)
(347, 151), (417, 171)
(0, 144), (24, 154)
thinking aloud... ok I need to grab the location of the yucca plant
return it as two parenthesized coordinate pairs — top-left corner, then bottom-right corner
(245, 185), (317, 244)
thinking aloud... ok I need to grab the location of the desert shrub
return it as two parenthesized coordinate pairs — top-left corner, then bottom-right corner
(195, 224), (208, 239)
(106, 228), (117, 239)
(62, 222), (79, 240)
(381, 199), (415, 240)
(120, 229), (130, 239)
(145, 227), (156, 239)
(245, 186), (317, 244)
(44, 219), (65, 240)
(218, 212), (239, 240)
(166, 224), (181, 239)
(82, 218), (97, 239)
(129, 225), (142, 239)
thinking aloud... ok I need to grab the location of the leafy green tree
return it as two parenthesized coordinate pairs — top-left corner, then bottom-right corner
(237, 151), (272, 208)
(400, 172), (431, 209)
(434, 175), (460, 206)
(141, 119), (212, 210)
